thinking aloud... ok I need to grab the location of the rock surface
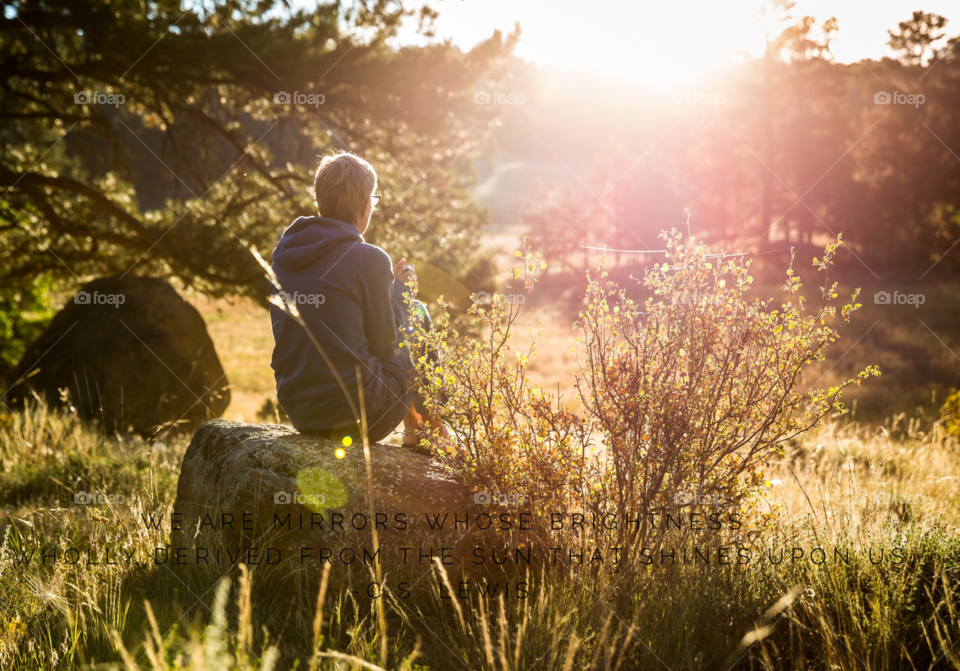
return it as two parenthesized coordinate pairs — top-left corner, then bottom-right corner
(9, 275), (229, 434)
(173, 419), (476, 523)
(170, 420), (486, 583)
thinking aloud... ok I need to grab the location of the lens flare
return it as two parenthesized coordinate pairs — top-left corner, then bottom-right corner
(295, 467), (349, 512)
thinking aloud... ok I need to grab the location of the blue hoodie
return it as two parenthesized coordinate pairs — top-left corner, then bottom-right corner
(269, 216), (411, 432)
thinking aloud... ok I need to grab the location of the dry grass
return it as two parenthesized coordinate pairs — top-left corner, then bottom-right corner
(1, 399), (958, 669)
(6, 246), (948, 668)
(185, 294), (276, 425)
(766, 419), (960, 528)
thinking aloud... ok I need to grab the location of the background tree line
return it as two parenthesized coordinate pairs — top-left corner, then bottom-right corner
(510, 7), (960, 274)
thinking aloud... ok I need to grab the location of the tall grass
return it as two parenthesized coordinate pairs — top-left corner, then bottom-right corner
(1, 402), (959, 669)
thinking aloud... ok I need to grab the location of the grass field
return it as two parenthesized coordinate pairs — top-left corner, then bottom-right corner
(1, 243), (958, 668)
(188, 296), (276, 426)
(1, 400), (959, 669)
(3, 236), (959, 669)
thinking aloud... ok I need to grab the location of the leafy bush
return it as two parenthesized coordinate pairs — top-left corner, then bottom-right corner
(939, 388), (960, 437)
(0, 276), (56, 385)
(575, 231), (880, 544)
(410, 250), (593, 514)
(412, 231), (879, 546)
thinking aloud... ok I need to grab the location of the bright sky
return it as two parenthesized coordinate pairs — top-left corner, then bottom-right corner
(389, 0), (958, 83)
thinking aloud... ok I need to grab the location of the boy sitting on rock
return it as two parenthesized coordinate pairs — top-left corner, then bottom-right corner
(269, 152), (444, 451)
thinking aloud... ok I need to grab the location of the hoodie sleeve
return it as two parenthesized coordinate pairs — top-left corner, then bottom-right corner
(362, 249), (406, 362)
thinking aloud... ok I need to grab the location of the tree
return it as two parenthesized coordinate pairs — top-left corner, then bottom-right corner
(844, 13), (960, 270)
(0, 0), (517, 300)
(887, 11), (948, 65)
(0, 277), (54, 384)
(751, 1), (839, 247)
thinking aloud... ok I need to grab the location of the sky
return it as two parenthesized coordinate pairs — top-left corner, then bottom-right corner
(387, 0), (959, 83)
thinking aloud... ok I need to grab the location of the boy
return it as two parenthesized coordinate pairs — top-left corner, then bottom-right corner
(269, 152), (440, 449)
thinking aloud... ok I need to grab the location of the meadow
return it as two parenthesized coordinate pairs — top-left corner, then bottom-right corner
(2, 400), (959, 669)
(3, 248), (960, 670)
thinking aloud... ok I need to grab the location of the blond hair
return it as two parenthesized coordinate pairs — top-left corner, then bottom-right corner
(313, 152), (377, 223)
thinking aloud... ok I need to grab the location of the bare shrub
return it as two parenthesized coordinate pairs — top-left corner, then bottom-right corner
(575, 231), (879, 545)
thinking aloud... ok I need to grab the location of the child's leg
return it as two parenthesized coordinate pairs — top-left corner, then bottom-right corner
(401, 392), (449, 447)
(402, 402), (422, 436)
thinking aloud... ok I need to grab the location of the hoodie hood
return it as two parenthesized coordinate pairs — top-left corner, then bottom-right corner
(272, 216), (362, 271)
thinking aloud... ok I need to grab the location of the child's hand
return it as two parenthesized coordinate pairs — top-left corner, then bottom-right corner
(393, 258), (417, 285)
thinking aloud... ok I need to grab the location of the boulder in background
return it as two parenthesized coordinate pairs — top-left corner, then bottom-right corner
(9, 275), (230, 435)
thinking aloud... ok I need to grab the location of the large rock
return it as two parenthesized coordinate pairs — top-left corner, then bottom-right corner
(9, 275), (229, 435)
(170, 421), (492, 587)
